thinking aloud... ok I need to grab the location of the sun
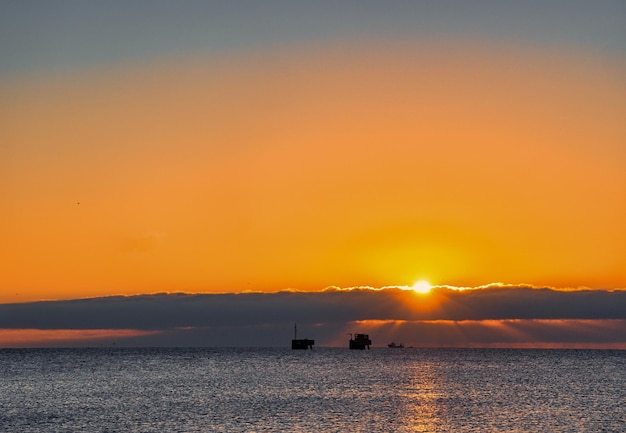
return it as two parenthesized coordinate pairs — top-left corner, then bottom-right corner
(412, 280), (432, 294)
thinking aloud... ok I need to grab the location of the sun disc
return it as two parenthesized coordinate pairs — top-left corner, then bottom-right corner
(412, 280), (432, 294)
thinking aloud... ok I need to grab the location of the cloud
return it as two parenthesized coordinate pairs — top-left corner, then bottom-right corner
(0, 287), (624, 347)
(0, 329), (159, 348)
(1, 286), (625, 328)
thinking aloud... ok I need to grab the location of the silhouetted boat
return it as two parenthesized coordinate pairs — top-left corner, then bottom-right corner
(349, 333), (371, 350)
(291, 323), (314, 350)
(387, 342), (404, 348)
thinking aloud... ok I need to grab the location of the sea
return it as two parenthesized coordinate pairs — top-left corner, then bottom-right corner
(0, 348), (624, 433)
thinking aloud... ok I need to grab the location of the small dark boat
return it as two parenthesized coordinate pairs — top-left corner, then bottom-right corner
(387, 342), (404, 348)
(291, 323), (314, 350)
(349, 333), (371, 350)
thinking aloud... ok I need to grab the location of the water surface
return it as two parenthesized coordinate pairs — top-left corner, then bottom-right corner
(1, 348), (624, 432)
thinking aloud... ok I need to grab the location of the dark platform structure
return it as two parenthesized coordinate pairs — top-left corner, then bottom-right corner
(291, 323), (314, 350)
(349, 333), (372, 350)
(292, 338), (315, 350)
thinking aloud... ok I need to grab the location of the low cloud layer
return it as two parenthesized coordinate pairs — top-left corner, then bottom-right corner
(1, 287), (624, 348)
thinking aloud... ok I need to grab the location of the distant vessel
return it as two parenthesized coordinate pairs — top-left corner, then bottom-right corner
(387, 342), (404, 348)
(349, 333), (371, 350)
(291, 323), (314, 350)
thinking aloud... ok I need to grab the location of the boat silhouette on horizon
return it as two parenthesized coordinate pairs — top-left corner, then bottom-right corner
(387, 342), (404, 348)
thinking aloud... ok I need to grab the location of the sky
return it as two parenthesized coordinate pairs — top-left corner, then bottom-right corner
(1, 1), (625, 348)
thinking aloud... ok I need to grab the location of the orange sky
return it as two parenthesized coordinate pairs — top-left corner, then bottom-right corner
(2, 41), (625, 303)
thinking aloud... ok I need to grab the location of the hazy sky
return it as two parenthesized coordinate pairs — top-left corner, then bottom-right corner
(2, 1), (624, 77)
(1, 1), (625, 347)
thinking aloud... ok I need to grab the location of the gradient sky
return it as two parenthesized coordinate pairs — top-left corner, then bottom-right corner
(1, 1), (625, 348)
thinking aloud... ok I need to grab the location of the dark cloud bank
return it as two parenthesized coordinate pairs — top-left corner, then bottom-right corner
(1, 287), (625, 348)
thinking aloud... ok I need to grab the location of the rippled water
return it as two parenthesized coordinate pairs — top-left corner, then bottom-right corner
(1, 348), (624, 432)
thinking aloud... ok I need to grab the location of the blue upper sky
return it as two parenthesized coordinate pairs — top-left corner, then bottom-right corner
(2, 1), (624, 78)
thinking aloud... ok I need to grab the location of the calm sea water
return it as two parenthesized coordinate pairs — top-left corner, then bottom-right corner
(0, 348), (624, 432)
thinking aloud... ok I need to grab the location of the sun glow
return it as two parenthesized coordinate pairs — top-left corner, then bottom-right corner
(412, 280), (432, 294)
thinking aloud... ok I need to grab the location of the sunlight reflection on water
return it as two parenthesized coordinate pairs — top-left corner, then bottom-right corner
(0, 348), (623, 432)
